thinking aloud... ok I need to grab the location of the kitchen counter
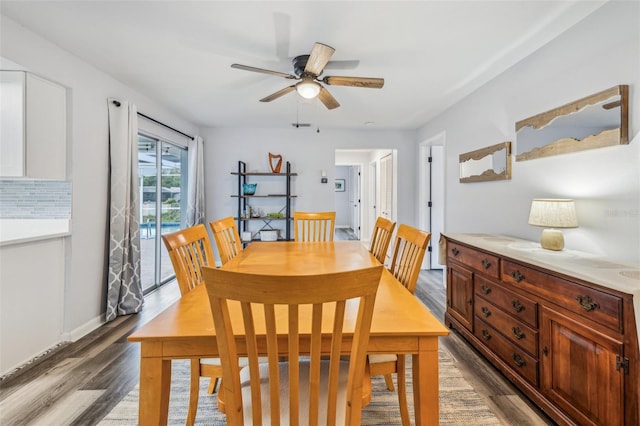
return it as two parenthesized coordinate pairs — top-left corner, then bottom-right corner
(0, 219), (71, 246)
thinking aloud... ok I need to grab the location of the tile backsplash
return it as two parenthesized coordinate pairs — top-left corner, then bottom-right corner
(0, 179), (72, 219)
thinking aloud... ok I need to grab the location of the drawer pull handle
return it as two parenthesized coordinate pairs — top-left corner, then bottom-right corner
(480, 284), (491, 295)
(467, 298), (473, 305)
(511, 300), (524, 312)
(512, 353), (526, 367)
(512, 327), (525, 340)
(451, 248), (460, 256)
(481, 258), (491, 269)
(576, 295), (600, 312)
(481, 307), (491, 317)
(542, 346), (548, 356)
(482, 329), (492, 341)
(511, 270), (525, 282)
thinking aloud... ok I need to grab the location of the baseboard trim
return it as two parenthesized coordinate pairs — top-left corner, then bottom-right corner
(62, 314), (104, 342)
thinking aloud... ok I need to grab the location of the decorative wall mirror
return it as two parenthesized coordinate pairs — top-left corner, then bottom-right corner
(459, 141), (511, 183)
(516, 85), (629, 161)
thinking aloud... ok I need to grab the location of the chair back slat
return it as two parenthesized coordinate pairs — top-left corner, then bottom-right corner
(204, 265), (382, 426)
(388, 224), (431, 294)
(210, 216), (243, 265)
(369, 217), (396, 264)
(162, 224), (214, 295)
(293, 211), (336, 242)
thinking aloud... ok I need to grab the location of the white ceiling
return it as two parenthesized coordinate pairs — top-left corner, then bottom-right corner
(1, 1), (606, 130)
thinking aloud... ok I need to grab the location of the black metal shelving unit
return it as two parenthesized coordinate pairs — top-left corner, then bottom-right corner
(231, 160), (296, 243)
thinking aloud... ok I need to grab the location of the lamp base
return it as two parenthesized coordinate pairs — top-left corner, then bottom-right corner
(540, 229), (565, 251)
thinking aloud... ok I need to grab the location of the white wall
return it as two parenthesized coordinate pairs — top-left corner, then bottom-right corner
(0, 15), (200, 375)
(201, 127), (416, 259)
(417, 1), (640, 263)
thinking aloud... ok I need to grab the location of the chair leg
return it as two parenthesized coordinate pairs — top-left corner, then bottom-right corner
(207, 377), (219, 394)
(187, 359), (200, 426)
(383, 373), (395, 391)
(397, 355), (410, 426)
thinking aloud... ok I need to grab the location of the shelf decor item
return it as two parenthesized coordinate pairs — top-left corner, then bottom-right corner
(260, 230), (279, 241)
(269, 152), (283, 173)
(242, 183), (257, 195)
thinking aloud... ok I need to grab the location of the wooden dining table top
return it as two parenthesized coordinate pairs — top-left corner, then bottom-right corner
(127, 240), (449, 426)
(129, 241), (448, 346)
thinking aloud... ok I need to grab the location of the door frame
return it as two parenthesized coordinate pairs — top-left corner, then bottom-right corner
(419, 132), (446, 270)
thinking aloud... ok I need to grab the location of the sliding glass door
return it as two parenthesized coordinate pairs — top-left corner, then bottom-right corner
(138, 134), (188, 293)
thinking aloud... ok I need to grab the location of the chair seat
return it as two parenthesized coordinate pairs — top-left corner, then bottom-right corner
(368, 353), (398, 364)
(240, 360), (349, 425)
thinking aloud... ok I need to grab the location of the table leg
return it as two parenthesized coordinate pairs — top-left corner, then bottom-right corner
(413, 337), (439, 425)
(138, 353), (172, 425)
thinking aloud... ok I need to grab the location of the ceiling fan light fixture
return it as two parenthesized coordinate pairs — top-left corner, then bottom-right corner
(296, 79), (321, 99)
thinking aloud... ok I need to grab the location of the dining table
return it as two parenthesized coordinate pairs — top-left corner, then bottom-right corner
(128, 240), (449, 425)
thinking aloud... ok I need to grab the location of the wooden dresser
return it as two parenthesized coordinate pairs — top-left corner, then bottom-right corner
(443, 234), (639, 426)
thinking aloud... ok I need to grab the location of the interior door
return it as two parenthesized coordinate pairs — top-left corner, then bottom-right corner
(379, 153), (393, 220)
(350, 165), (361, 238)
(430, 146), (444, 269)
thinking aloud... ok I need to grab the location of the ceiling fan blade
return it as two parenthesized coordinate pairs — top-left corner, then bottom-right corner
(322, 76), (384, 89)
(260, 85), (296, 102)
(318, 86), (340, 110)
(304, 43), (335, 76)
(231, 63), (296, 80)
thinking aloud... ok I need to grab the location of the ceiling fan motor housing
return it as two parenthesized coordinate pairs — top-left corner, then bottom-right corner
(292, 55), (312, 77)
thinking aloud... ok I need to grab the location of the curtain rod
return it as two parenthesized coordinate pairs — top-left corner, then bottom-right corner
(111, 100), (194, 140)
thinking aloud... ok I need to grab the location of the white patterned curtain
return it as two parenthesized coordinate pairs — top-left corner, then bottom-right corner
(185, 135), (205, 226)
(106, 98), (144, 322)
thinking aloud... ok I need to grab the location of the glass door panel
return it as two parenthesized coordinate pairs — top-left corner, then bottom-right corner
(138, 134), (187, 293)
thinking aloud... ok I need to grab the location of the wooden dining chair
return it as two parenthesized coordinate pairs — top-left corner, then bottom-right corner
(209, 216), (243, 265)
(161, 224), (224, 425)
(368, 224), (431, 426)
(293, 211), (336, 242)
(369, 216), (396, 264)
(203, 264), (383, 425)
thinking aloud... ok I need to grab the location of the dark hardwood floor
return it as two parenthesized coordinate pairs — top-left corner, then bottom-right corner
(0, 241), (555, 425)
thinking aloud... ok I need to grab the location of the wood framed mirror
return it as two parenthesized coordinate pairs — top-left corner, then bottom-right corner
(459, 141), (512, 183)
(516, 85), (629, 161)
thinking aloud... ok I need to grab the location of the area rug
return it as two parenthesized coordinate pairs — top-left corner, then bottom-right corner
(100, 349), (501, 425)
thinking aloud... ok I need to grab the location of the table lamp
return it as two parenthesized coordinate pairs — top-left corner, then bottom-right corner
(528, 199), (578, 251)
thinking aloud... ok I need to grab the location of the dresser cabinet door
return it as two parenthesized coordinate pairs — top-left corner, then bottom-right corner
(540, 307), (624, 426)
(447, 263), (474, 331)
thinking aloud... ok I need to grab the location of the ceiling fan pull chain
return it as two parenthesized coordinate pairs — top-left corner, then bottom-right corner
(316, 98), (320, 133)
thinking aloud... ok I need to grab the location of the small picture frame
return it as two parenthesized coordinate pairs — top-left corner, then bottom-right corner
(334, 179), (345, 192)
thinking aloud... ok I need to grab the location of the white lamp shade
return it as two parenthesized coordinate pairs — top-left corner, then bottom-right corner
(528, 199), (578, 228)
(296, 79), (321, 99)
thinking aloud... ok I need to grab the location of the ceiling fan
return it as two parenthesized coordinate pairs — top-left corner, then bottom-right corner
(231, 42), (384, 110)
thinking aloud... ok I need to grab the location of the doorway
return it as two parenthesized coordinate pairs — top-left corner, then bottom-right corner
(334, 164), (361, 239)
(335, 149), (396, 246)
(138, 133), (188, 294)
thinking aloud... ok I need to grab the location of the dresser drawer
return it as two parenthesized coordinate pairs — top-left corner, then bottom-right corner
(475, 317), (539, 386)
(475, 295), (538, 356)
(448, 242), (500, 279)
(475, 275), (538, 328)
(502, 260), (622, 333)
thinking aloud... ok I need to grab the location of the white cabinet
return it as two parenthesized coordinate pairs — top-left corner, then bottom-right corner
(0, 71), (66, 179)
(0, 71), (25, 176)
